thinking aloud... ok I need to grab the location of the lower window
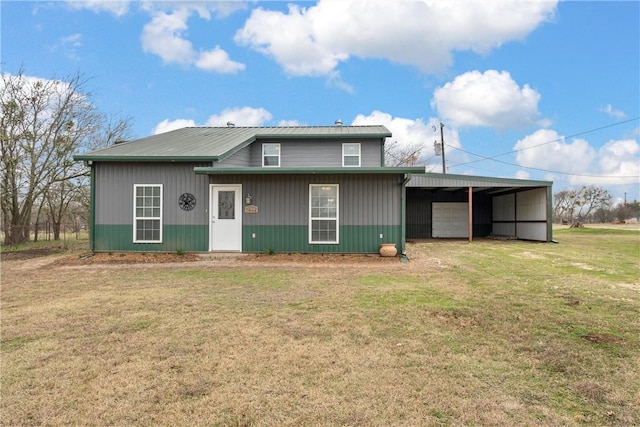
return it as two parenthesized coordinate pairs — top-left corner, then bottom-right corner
(133, 184), (163, 243)
(309, 184), (339, 244)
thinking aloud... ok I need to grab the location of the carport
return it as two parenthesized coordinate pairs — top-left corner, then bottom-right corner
(406, 173), (553, 242)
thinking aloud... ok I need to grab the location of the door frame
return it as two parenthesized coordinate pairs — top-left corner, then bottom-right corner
(209, 184), (242, 251)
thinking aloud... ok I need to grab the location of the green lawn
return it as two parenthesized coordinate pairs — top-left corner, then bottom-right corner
(1, 227), (639, 426)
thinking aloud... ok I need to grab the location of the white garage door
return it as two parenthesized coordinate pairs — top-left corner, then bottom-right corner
(432, 202), (469, 238)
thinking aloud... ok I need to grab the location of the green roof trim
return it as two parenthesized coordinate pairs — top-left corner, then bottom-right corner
(74, 155), (219, 162)
(194, 167), (425, 175)
(74, 125), (392, 162)
(407, 172), (552, 188)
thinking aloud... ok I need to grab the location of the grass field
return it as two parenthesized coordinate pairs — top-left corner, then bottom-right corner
(1, 227), (639, 426)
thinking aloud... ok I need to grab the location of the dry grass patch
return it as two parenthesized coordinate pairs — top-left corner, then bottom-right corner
(2, 228), (639, 426)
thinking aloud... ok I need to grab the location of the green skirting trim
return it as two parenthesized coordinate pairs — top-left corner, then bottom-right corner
(93, 224), (401, 253)
(93, 224), (208, 252)
(242, 225), (401, 254)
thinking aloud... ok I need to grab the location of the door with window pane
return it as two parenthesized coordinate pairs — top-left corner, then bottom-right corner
(210, 185), (242, 251)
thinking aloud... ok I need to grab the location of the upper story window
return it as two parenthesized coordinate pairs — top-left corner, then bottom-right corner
(342, 143), (361, 167)
(262, 143), (280, 167)
(133, 184), (162, 243)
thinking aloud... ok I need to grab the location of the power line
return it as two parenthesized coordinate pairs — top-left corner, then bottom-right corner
(447, 144), (639, 179)
(448, 116), (640, 169)
(446, 116), (640, 178)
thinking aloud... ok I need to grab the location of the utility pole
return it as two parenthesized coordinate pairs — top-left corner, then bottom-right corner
(440, 122), (446, 174)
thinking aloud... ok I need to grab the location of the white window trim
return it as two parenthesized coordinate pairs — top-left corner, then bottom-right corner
(133, 184), (163, 243)
(262, 143), (281, 167)
(309, 184), (339, 244)
(342, 143), (361, 167)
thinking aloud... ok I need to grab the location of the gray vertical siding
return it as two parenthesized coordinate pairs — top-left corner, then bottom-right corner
(84, 169), (404, 227)
(210, 173), (402, 226)
(94, 162), (210, 226)
(248, 139), (383, 167)
(215, 146), (251, 167)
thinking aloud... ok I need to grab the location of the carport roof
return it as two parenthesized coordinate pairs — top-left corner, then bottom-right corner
(407, 173), (552, 188)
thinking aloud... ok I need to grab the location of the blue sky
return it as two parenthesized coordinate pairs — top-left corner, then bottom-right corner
(2, 0), (639, 202)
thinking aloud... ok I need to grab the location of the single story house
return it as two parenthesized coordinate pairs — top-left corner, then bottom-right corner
(74, 125), (553, 254)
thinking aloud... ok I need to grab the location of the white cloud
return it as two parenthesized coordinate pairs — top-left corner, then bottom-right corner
(1, 73), (86, 122)
(54, 33), (83, 59)
(352, 110), (461, 170)
(66, 0), (130, 16)
(204, 107), (272, 127)
(235, 0), (557, 77)
(142, 9), (195, 65)
(65, 1), (247, 73)
(277, 119), (304, 127)
(67, 0), (245, 19)
(513, 129), (639, 185)
(235, 4), (348, 76)
(599, 104), (626, 119)
(153, 118), (196, 134)
(140, 1), (246, 19)
(139, 5), (245, 73)
(514, 129), (595, 176)
(598, 139), (640, 181)
(153, 107), (273, 134)
(195, 47), (245, 73)
(432, 70), (544, 129)
(61, 33), (83, 48)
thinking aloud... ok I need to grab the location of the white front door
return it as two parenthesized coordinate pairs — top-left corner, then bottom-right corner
(210, 184), (242, 251)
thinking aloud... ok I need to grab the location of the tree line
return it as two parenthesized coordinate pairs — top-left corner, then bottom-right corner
(553, 185), (639, 226)
(1, 70), (131, 245)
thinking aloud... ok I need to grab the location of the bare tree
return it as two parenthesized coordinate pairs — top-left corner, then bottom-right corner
(612, 200), (640, 222)
(384, 140), (424, 167)
(44, 115), (132, 240)
(552, 186), (613, 227)
(573, 185), (612, 223)
(1, 70), (132, 244)
(553, 189), (574, 223)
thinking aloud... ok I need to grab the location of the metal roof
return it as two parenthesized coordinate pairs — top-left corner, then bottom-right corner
(194, 167), (425, 175)
(407, 172), (552, 193)
(74, 125), (392, 162)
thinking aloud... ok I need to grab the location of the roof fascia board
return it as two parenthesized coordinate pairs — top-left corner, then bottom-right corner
(194, 167), (424, 175)
(411, 172), (552, 187)
(74, 155), (218, 162)
(255, 132), (392, 139)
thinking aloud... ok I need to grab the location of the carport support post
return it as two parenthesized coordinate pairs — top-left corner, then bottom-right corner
(440, 123), (446, 174)
(468, 186), (473, 243)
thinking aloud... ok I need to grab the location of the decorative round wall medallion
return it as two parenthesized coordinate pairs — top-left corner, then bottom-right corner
(178, 193), (196, 211)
